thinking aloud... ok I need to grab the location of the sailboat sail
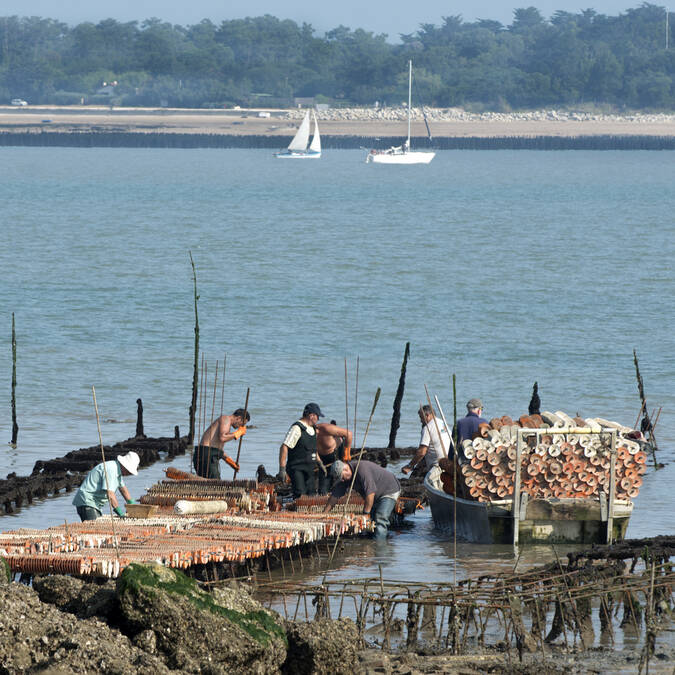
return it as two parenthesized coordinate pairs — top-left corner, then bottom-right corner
(309, 111), (321, 153)
(274, 109), (321, 158)
(287, 111), (311, 151)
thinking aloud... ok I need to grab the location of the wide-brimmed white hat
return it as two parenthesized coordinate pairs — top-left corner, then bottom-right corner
(118, 451), (140, 475)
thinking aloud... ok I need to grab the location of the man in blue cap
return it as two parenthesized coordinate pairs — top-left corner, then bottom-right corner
(278, 402), (323, 498)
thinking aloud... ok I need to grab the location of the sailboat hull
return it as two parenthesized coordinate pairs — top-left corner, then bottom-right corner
(274, 150), (321, 159)
(367, 151), (435, 165)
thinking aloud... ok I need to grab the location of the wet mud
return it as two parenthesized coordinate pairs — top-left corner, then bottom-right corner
(0, 558), (672, 674)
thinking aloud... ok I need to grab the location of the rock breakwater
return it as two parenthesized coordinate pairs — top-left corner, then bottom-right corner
(286, 106), (675, 125)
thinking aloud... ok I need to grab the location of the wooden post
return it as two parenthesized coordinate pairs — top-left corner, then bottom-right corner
(135, 398), (144, 438)
(188, 252), (200, 446)
(388, 342), (410, 448)
(10, 313), (18, 445)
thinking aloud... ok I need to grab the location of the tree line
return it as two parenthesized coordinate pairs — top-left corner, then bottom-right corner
(0, 3), (673, 110)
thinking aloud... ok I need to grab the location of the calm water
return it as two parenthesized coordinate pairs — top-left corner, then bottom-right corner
(1, 147), (674, 583)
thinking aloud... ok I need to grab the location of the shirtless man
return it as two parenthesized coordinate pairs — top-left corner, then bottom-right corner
(316, 421), (352, 493)
(193, 408), (250, 479)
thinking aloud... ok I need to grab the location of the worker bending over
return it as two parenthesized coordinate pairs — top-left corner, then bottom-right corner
(72, 451), (140, 521)
(325, 459), (400, 539)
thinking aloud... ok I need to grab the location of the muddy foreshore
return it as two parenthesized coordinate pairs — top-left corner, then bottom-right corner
(1, 558), (672, 675)
(1, 105), (675, 141)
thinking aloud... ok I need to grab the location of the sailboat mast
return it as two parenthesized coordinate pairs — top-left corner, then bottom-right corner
(407, 60), (412, 147)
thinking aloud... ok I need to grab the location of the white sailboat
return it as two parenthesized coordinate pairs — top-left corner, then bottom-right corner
(275, 110), (321, 158)
(366, 61), (435, 165)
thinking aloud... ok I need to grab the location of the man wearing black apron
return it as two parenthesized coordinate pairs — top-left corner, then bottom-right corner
(278, 402), (323, 498)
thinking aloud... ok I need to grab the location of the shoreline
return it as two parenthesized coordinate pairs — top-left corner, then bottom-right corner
(2, 105), (675, 139)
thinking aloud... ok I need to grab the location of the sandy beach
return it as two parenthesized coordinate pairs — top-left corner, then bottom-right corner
(1, 105), (675, 138)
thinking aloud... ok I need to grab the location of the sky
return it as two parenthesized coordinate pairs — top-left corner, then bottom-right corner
(1, 1), (653, 38)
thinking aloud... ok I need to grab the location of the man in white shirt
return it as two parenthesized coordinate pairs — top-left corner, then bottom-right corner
(278, 402), (323, 498)
(402, 405), (454, 478)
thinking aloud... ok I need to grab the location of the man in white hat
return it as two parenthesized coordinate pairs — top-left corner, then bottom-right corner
(72, 451), (140, 521)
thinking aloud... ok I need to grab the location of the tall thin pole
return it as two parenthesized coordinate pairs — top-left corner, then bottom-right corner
(434, 394), (457, 587)
(344, 357), (349, 431)
(233, 387), (250, 479)
(195, 353), (205, 472)
(220, 354), (226, 417)
(210, 360), (219, 426)
(407, 60), (412, 147)
(10, 313), (18, 445)
(329, 387), (381, 565)
(353, 356), (359, 448)
(188, 251), (199, 447)
(92, 387), (119, 554)
(667, 9), (670, 50)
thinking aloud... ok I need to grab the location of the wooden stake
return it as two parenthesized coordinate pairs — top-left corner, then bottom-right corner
(388, 342), (410, 448)
(188, 251), (200, 446)
(10, 313), (18, 445)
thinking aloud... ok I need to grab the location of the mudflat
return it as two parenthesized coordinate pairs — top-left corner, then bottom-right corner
(1, 105), (674, 137)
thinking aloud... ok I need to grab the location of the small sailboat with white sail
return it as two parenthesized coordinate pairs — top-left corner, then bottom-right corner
(366, 60), (435, 165)
(275, 110), (321, 159)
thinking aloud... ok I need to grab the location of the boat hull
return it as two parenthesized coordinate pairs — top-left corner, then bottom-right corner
(424, 473), (632, 545)
(274, 151), (321, 159)
(367, 151), (435, 165)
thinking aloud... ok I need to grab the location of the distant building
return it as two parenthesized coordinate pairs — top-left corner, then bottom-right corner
(294, 97), (314, 108)
(96, 82), (117, 97)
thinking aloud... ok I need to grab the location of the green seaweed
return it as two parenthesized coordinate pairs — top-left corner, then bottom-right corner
(0, 557), (10, 584)
(118, 563), (286, 646)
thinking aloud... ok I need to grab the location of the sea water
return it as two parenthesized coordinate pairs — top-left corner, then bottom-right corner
(1, 147), (673, 583)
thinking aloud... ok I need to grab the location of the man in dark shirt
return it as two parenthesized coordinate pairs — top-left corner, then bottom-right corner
(279, 402), (323, 498)
(325, 459), (400, 539)
(456, 398), (488, 442)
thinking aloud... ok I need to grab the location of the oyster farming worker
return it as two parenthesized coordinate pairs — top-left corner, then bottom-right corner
(278, 402), (324, 498)
(72, 451), (140, 521)
(456, 398), (488, 442)
(325, 459), (400, 539)
(194, 408), (250, 478)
